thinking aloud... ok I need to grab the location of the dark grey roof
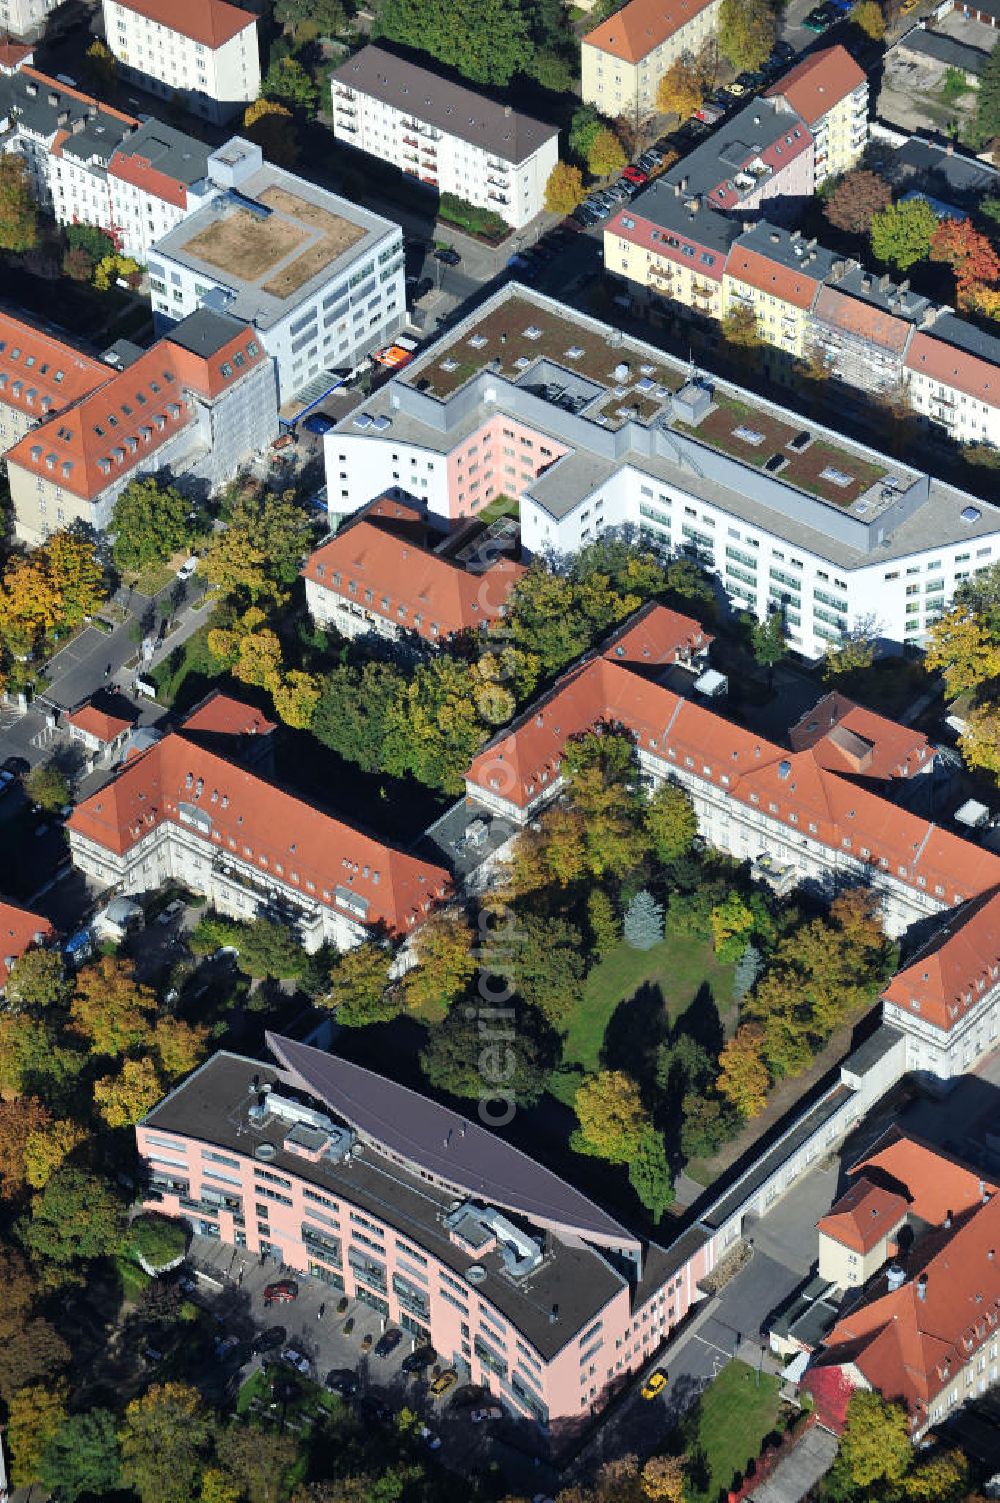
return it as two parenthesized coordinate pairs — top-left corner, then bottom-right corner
(268, 1033), (637, 1246)
(166, 307), (250, 358)
(733, 220), (839, 280)
(331, 44), (558, 165)
(143, 1050), (629, 1359)
(111, 117), (211, 186)
(661, 98), (797, 201)
(0, 67), (134, 170)
(628, 178), (744, 253)
(925, 310), (1000, 367)
(898, 27), (990, 74)
(886, 137), (998, 210)
(828, 263), (932, 324)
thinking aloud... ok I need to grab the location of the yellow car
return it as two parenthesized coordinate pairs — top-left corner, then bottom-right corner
(640, 1369), (668, 1400)
(727, 81), (746, 97)
(431, 1369), (458, 1397)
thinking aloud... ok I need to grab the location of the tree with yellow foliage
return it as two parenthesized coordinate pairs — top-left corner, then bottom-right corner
(402, 909), (476, 1015)
(716, 1023), (771, 1117)
(42, 531), (106, 626)
(926, 605), (1000, 700)
(271, 668), (321, 729)
(242, 97), (300, 167)
(6, 1381), (69, 1487)
(93, 1057), (166, 1128)
(544, 161), (585, 215)
(641, 1454), (687, 1502)
(69, 956), (156, 1059)
(152, 1016), (210, 1081)
(573, 1070), (648, 1162)
(656, 58), (705, 119)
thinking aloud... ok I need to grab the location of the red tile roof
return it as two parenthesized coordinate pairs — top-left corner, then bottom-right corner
(5, 325), (265, 501)
(67, 726), (450, 935)
(788, 692), (933, 780)
(881, 890), (1000, 1033)
(66, 702), (133, 743)
(108, 145), (190, 211)
(725, 244), (826, 310)
(601, 602), (712, 669)
(607, 208), (733, 279)
(113, 0), (256, 49)
(0, 311), (110, 424)
(0, 901), (54, 987)
(849, 1129), (998, 1227)
(818, 1191), (1000, 1426)
(817, 1177), (910, 1254)
(182, 692), (276, 739)
(583, 0), (716, 64)
(466, 652), (1000, 947)
(711, 125), (814, 214)
(0, 42), (33, 73)
(766, 44), (866, 126)
(302, 520), (527, 642)
(905, 328), (1000, 406)
(812, 286), (913, 353)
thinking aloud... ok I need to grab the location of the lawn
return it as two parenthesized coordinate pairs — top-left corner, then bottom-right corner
(563, 932), (736, 1074)
(681, 1360), (783, 1503)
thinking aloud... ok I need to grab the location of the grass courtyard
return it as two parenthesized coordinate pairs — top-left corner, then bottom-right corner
(680, 1360), (783, 1503)
(562, 932), (736, 1075)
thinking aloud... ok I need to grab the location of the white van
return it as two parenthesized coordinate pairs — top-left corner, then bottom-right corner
(177, 556), (198, 581)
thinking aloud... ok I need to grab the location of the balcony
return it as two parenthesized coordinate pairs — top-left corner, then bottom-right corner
(487, 192), (510, 206)
(334, 86), (355, 101)
(401, 134), (418, 147)
(486, 158), (509, 174)
(303, 1227), (342, 1261)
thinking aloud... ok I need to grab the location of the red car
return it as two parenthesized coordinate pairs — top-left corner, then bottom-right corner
(622, 166), (648, 185)
(263, 1279), (299, 1307)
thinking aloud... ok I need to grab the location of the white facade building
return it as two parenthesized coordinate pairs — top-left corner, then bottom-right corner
(149, 138), (405, 408)
(330, 46), (559, 232)
(108, 119), (212, 262)
(102, 0), (260, 123)
(325, 285), (1000, 661)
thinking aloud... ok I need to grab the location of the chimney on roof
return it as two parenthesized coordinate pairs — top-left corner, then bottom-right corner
(504, 104), (511, 116)
(550, 1303), (559, 1323)
(917, 1273), (928, 1301)
(689, 196), (700, 214)
(944, 1209), (953, 1229)
(832, 259), (845, 277)
(680, 176), (689, 192)
(899, 279), (910, 294)
(989, 1249), (995, 1261)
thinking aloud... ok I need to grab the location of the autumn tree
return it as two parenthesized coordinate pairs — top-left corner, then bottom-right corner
(24, 762), (70, 813)
(656, 58), (705, 118)
(898, 1449), (968, 1503)
(323, 942), (398, 1026)
(120, 1383), (215, 1503)
(823, 615), (879, 681)
(70, 955), (156, 1058)
(721, 303), (763, 353)
(926, 604), (1000, 699)
(641, 1454), (687, 1502)
(563, 730), (645, 878)
(242, 97), (300, 167)
(84, 38), (118, 91)
(710, 892), (756, 964)
(0, 1243), (70, 1399)
(823, 168), (891, 236)
(826, 1390), (912, 1499)
(215, 1424), (298, 1503)
(716, 1023), (770, 1117)
(850, 0), (885, 38)
(111, 476), (195, 575)
(19, 1165), (124, 1275)
(43, 531), (106, 626)
(588, 126), (627, 177)
(152, 1016), (210, 1081)
(587, 888), (620, 956)
(0, 154), (38, 252)
(719, 0), (776, 72)
(869, 196), (937, 271)
(6, 1381), (69, 1487)
(574, 1070), (648, 1162)
(545, 161), (585, 214)
(93, 1056), (166, 1128)
(644, 780), (697, 863)
(931, 216), (1000, 307)
(205, 489), (313, 606)
(402, 909), (476, 1015)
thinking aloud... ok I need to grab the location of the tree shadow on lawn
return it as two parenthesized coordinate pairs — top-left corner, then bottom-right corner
(599, 980), (670, 1094)
(671, 982), (725, 1058)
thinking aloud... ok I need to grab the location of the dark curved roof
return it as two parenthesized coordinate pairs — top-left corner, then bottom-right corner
(267, 1033), (637, 1248)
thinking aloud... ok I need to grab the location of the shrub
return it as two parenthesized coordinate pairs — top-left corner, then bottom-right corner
(129, 1214), (188, 1270)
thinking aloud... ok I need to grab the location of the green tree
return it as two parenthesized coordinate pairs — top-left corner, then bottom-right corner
(18, 1166), (124, 1275)
(275, 0), (346, 32)
(376, 0), (532, 85)
(564, 730), (644, 877)
(710, 892), (756, 963)
(976, 39), (1000, 144)
(569, 104), (606, 164)
(822, 616), (879, 680)
(0, 154), (38, 252)
(680, 1092), (738, 1159)
(129, 1213), (188, 1269)
(751, 609), (786, 680)
(719, 0), (776, 72)
(573, 1070), (648, 1162)
(644, 781), (696, 864)
(420, 1003), (555, 1107)
(826, 1390), (912, 1499)
(261, 56), (319, 112)
(205, 490), (313, 606)
(242, 97), (300, 167)
(323, 941), (398, 1026)
(869, 196), (938, 271)
(228, 917), (306, 979)
(111, 477), (194, 575)
(24, 761), (70, 813)
(120, 1383), (214, 1503)
(623, 890), (664, 950)
(5, 945), (69, 1011)
(628, 1127), (673, 1219)
(587, 888), (620, 957)
(40, 1409), (121, 1503)
(545, 161), (585, 214)
(215, 1424), (298, 1503)
(312, 660), (403, 774)
(587, 126), (627, 177)
(511, 913), (586, 1024)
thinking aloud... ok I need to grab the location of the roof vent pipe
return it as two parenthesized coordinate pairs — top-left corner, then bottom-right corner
(917, 1273), (928, 1301)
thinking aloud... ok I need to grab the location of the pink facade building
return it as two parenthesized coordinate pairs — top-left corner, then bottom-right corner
(136, 1034), (714, 1431)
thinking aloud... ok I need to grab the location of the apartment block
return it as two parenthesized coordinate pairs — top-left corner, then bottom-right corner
(136, 1035), (713, 1429)
(302, 497), (526, 645)
(604, 187), (741, 320)
(0, 0), (55, 38)
(330, 46), (558, 232)
(905, 314), (1000, 447)
(0, 310), (110, 456)
(0, 900), (53, 990)
(102, 0), (260, 123)
(722, 223), (838, 359)
(766, 45), (869, 187)
(810, 267), (934, 393)
(7, 307), (278, 543)
(581, 0), (721, 121)
(809, 1130), (1000, 1436)
(67, 692), (451, 952)
(108, 119), (213, 263)
(149, 138), (405, 409)
(326, 284), (1000, 660)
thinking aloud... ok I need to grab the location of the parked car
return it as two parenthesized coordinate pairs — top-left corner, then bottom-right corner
(431, 1369), (458, 1397)
(622, 166), (648, 186)
(640, 1369), (668, 1400)
(375, 1328), (402, 1358)
(281, 1347), (311, 1374)
(470, 1406), (503, 1422)
(433, 246), (461, 266)
(302, 413), (334, 436)
(325, 1368), (360, 1397)
(263, 1279), (298, 1307)
(419, 1425), (442, 1450)
(251, 1326), (286, 1354)
(401, 1344), (437, 1374)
